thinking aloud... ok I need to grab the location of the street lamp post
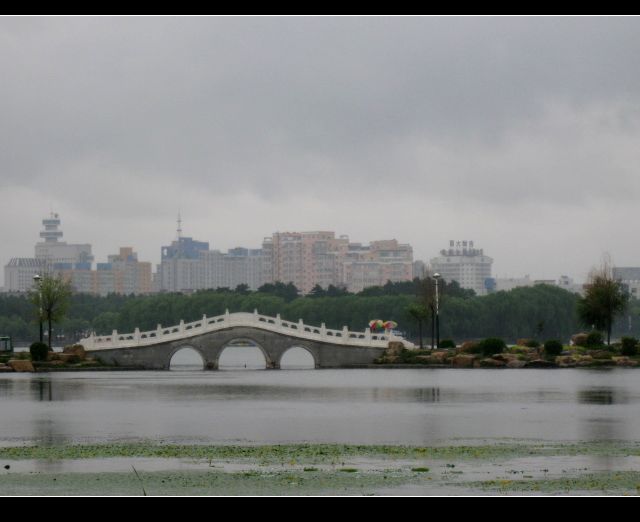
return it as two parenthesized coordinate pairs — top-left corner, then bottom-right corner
(434, 273), (441, 349)
(33, 274), (43, 344)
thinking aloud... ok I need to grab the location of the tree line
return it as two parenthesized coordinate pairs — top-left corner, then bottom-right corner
(2, 276), (636, 346)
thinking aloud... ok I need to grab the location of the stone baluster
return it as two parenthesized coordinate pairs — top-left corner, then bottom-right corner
(320, 323), (326, 338)
(134, 328), (140, 345)
(112, 330), (118, 348)
(179, 320), (185, 333)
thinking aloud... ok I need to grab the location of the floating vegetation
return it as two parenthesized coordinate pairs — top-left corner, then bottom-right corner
(471, 472), (640, 494)
(1, 441), (639, 462)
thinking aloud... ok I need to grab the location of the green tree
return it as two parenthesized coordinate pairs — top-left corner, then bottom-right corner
(407, 303), (429, 350)
(308, 284), (326, 298)
(258, 281), (300, 302)
(30, 274), (73, 350)
(577, 258), (629, 345)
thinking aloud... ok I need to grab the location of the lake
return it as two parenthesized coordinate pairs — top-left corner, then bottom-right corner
(1, 364), (639, 446)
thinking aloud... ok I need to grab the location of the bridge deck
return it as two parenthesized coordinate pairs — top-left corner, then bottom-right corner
(81, 310), (412, 351)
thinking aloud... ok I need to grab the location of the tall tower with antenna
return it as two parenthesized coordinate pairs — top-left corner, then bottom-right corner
(158, 212), (209, 292)
(176, 212), (183, 240)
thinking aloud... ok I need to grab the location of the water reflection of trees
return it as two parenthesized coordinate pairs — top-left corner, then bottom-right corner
(578, 387), (627, 405)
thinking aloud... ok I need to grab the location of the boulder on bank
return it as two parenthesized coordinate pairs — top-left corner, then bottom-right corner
(457, 341), (479, 354)
(452, 355), (476, 368)
(414, 352), (450, 365)
(8, 360), (35, 372)
(587, 359), (616, 367)
(588, 350), (613, 360)
(430, 351), (449, 363)
(556, 356), (577, 368)
(491, 353), (519, 363)
(63, 345), (86, 361)
(613, 357), (638, 367)
(479, 358), (506, 368)
(525, 359), (558, 369)
(506, 360), (527, 369)
(0, 364), (14, 373)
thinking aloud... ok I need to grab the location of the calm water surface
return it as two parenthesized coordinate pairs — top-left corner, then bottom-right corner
(1, 362), (639, 446)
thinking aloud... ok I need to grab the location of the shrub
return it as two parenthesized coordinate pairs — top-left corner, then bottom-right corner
(621, 337), (639, 357)
(439, 339), (456, 349)
(571, 333), (588, 347)
(477, 338), (507, 357)
(459, 341), (480, 354)
(586, 331), (604, 347)
(544, 340), (564, 357)
(517, 338), (540, 348)
(29, 342), (49, 362)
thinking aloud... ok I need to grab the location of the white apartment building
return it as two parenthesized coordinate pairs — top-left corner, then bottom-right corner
(3, 258), (48, 293)
(430, 240), (493, 296)
(200, 248), (265, 291)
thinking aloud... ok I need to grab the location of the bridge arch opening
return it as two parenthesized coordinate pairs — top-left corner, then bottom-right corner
(169, 346), (205, 371)
(280, 346), (316, 370)
(218, 339), (268, 370)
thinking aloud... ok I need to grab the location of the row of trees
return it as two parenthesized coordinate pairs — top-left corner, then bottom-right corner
(0, 258), (633, 347)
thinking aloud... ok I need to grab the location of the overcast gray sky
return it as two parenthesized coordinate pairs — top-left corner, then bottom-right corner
(2, 16), (640, 284)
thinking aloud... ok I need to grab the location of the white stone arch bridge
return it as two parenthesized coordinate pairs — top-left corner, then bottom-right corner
(80, 310), (413, 370)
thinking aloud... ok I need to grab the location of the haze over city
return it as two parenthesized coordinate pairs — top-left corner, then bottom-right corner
(2, 16), (640, 284)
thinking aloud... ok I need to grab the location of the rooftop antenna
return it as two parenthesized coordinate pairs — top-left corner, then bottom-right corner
(176, 211), (183, 240)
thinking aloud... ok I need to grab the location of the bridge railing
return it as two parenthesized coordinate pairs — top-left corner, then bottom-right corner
(80, 310), (409, 351)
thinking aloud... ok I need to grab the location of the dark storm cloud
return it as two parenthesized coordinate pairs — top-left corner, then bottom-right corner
(1, 16), (640, 279)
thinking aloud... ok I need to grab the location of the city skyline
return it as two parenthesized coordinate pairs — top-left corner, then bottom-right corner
(0, 207), (617, 290)
(2, 17), (640, 284)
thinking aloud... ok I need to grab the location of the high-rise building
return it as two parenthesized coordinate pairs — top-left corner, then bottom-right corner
(430, 240), (493, 296)
(342, 239), (414, 293)
(34, 213), (94, 269)
(262, 231), (348, 294)
(157, 220), (210, 292)
(3, 213), (93, 293)
(262, 232), (414, 294)
(56, 247), (153, 296)
(613, 267), (640, 299)
(101, 247), (152, 295)
(413, 260), (428, 280)
(3, 258), (48, 293)
(200, 248), (265, 291)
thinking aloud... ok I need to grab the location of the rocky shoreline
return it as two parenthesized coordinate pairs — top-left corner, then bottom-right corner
(374, 341), (640, 369)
